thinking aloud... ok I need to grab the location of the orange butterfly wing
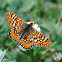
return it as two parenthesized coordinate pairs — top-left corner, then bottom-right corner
(7, 12), (26, 27)
(9, 26), (22, 41)
(7, 12), (27, 41)
(19, 31), (33, 50)
(31, 28), (51, 47)
(9, 28), (19, 41)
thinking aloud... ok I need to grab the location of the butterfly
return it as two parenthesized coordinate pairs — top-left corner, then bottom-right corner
(7, 12), (51, 50)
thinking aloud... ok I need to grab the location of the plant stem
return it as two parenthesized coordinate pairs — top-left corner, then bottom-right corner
(30, 49), (34, 62)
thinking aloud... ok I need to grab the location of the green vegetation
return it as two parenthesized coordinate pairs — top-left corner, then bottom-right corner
(0, 0), (62, 62)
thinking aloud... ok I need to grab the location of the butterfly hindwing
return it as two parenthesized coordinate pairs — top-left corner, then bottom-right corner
(9, 26), (24, 41)
(19, 31), (33, 50)
(9, 28), (19, 41)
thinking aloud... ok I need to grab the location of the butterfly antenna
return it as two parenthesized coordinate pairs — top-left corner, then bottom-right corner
(28, 10), (33, 22)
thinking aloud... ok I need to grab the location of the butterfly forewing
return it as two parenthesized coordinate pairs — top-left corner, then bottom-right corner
(7, 12), (27, 27)
(31, 28), (51, 47)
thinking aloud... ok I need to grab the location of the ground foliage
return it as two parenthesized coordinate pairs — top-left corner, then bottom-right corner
(0, 0), (62, 62)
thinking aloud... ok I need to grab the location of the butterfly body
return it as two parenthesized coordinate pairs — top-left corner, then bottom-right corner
(23, 23), (33, 32)
(7, 12), (51, 50)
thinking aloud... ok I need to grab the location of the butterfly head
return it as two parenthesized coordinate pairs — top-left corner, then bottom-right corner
(28, 22), (33, 28)
(30, 22), (33, 25)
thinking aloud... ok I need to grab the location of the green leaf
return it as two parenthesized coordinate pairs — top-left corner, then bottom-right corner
(21, 0), (36, 11)
(55, 44), (62, 51)
(3, 59), (16, 62)
(44, 58), (52, 62)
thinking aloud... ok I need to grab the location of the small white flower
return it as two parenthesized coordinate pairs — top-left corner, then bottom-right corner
(0, 50), (6, 62)
(27, 22), (41, 32)
(32, 24), (41, 32)
(18, 45), (26, 51)
(53, 52), (62, 61)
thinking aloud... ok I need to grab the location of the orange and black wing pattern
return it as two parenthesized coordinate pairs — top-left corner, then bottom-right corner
(9, 26), (23, 41)
(9, 28), (19, 41)
(19, 32), (33, 50)
(7, 12), (27, 41)
(31, 28), (51, 47)
(7, 12), (26, 27)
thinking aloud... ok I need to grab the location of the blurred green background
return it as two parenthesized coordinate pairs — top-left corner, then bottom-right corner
(0, 0), (62, 62)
